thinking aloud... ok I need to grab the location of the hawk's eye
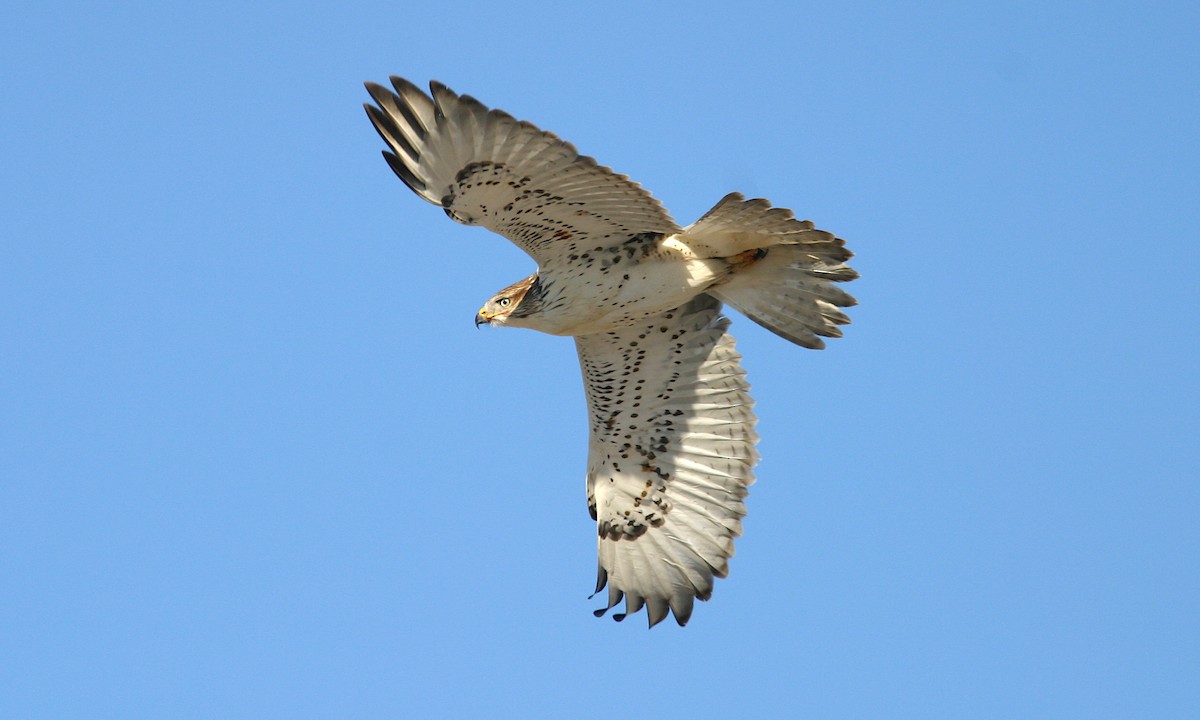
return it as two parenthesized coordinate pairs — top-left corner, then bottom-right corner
(497, 297), (511, 307)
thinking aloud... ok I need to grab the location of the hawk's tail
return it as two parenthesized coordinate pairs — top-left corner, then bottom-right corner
(685, 194), (859, 349)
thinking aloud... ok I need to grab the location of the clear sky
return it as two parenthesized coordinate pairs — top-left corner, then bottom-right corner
(2, 1), (1197, 717)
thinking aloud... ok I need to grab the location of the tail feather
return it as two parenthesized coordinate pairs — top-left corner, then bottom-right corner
(680, 192), (852, 263)
(683, 193), (859, 349)
(712, 245), (858, 350)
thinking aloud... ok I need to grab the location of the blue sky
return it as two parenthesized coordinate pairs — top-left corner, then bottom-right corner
(2, 1), (1197, 717)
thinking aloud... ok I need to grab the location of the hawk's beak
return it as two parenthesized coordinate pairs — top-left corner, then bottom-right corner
(474, 309), (490, 328)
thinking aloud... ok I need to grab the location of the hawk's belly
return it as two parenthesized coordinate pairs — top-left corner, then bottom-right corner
(530, 256), (727, 337)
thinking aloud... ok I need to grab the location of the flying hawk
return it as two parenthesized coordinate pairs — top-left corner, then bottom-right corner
(364, 78), (858, 627)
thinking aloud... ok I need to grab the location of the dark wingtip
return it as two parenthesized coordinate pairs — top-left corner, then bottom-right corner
(381, 151), (426, 196)
(363, 81), (398, 110)
(428, 80), (457, 105)
(388, 76), (423, 95)
(592, 566), (608, 596)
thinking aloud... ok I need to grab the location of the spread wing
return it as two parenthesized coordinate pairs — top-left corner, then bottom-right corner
(575, 294), (758, 627)
(364, 78), (680, 265)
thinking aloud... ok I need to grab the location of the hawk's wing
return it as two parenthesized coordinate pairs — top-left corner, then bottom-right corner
(575, 294), (757, 627)
(364, 78), (680, 265)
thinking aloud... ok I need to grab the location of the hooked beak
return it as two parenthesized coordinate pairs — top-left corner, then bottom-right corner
(474, 309), (490, 328)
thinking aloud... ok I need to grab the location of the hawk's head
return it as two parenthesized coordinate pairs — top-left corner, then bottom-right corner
(475, 274), (540, 328)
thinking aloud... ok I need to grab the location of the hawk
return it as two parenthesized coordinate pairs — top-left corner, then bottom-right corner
(364, 78), (858, 627)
